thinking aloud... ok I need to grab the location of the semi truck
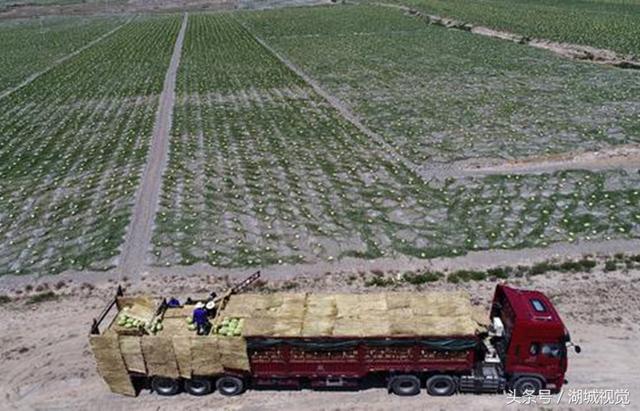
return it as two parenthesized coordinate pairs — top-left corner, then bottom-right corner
(90, 275), (580, 397)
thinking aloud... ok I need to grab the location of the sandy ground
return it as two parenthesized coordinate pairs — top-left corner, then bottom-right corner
(1, 264), (639, 410)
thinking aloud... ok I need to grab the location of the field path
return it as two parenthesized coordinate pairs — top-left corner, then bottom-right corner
(244, 24), (435, 184)
(3, 237), (640, 292)
(0, 18), (132, 101)
(118, 13), (188, 276)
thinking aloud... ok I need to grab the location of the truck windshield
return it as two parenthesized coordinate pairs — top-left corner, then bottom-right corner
(541, 343), (564, 358)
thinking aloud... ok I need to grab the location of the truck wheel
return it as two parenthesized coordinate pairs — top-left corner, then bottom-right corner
(216, 376), (245, 396)
(152, 377), (181, 396)
(426, 375), (457, 396)
(512, 377), (543, 396)
(389, 375), (421, 396)
(184, 378), (212, 396)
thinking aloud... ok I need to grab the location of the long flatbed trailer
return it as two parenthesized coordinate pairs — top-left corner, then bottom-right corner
(90, 283), (580, 397)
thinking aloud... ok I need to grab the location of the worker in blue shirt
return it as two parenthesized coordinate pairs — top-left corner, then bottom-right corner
(192, 302), (210, 335)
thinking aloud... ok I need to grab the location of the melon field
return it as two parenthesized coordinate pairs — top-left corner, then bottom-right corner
(0, 15), (126, 91)
(240, 5), (640, 163)
(0, 15), (181, 276)
(382, 0), (640, 55)
(0, 3), (638, 277)
(151, 7), (640, 269)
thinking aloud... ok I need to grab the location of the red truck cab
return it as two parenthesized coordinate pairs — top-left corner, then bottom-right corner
(491, 284), (579, 394)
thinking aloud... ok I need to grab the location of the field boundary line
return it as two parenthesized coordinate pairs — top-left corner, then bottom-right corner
(0, 17), (133, 101)
(369, 2), (640, 70)
(238, 19), (436, 185)
(119, 13), (188, 276)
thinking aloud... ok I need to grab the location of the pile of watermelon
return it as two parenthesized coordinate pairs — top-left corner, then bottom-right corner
(185, 316), (197, 331)
(116, 308), (163, 334)
(214, 317), (243, 337)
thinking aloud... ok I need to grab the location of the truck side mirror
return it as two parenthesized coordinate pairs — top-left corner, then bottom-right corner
(574, 345), (581, 354)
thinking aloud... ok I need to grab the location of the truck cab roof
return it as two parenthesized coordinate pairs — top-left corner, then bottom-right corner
(497, 284), (566, 338)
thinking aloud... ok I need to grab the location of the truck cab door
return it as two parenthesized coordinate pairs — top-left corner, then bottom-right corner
(524, 342), (564, 382)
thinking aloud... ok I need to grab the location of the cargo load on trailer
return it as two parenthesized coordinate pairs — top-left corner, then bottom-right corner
(90, 273), (580, 397)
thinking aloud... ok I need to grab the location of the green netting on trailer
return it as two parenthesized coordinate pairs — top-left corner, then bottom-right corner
(246, 338), (477, 351)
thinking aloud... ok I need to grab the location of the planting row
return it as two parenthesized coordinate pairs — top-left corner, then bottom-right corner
(0, 15), (125, 92)
(176, 13), (301, 94)
(240, 5), (640, 163)
(0, 16), (182, 276)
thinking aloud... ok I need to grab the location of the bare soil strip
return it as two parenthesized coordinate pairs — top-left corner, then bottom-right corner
(430, 145), (640, 178)
(118, 13), (188, 276)
(241, 21), (434, 185)
(3, 237), (639, 292)
(0, 18), (132, 101)
(461, 146), (640, 175)
(373, 2), (640, 70)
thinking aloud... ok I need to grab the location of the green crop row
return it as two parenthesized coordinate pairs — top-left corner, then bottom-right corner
(176, 13), (302, 94)
(0, 16), (182, 277)
(0, 15), (125, 91)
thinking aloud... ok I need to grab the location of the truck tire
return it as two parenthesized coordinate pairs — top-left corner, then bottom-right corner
(512, 376), (543, 396)
(389, 375), (421, 396)
(216, 376), (245, 396)
(152, 377), (181, 396)
(426, 375), (457, 396)
(184, 378), (213, 396)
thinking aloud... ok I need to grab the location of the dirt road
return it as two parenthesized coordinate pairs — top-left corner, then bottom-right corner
(1, 265), (638, 410)
(118, 13), (188, 275)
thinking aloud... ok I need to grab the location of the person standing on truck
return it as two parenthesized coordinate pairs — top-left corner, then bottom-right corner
(192, 302), (210, 335)
(205, 300), (217, 317)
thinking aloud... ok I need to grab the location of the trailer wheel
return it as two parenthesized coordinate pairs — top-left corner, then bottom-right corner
(152, 377), (181, 396)
(389, 375), (421, 396)
(512, 376), (542, 396)
(426, 375), (457, 396)
(216, 376), (245, 396)
(184, 378), (213, 396)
